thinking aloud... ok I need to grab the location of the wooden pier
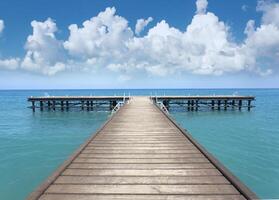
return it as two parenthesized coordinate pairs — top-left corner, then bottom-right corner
(28, 96), (129, 112)
(151, 95), (255, 111)
(27, 96), (257, 200)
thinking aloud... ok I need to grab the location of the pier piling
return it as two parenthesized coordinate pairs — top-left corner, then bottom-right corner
(217, 100), (221, 110)
(211, 100), (215, 110)
(32, 101), (35, 112)
(52, 101), (55, 111)
(40, 101), (43, 111)
(239, 100), (242, 111)
(81, 101), (84, 110)
(61, 101), (64, 111)
(86, 101), (90, 111)
(248, 100), (251, 111)
(224, 100), (227, 111)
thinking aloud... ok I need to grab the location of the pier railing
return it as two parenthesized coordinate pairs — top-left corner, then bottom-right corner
(156, 101), (169, 114)
(111, 101), (125, 115)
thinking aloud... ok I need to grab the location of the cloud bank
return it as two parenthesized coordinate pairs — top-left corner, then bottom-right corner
(0, 0), (279, 78)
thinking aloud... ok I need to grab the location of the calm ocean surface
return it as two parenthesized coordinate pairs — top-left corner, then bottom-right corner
(0, 89), (278, 199)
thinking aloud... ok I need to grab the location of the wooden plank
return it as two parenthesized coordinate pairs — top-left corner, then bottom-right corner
(55, 175), (229, 184)
(39, 194), (246, 200)
(82, 149), (200, 154)
(86, 143), (195, 147)
(62, 169), (221, 176)
(89, 141), (191, 144)
(78, 153), (204, 159)
(95, 136), (186, 139)
(45, 184), (239, 195)
(67, 163), (215, 169)
(85, 147), (197, 150)
(73, 158), (210, 164)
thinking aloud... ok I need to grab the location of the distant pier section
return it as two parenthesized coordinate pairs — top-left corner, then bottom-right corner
(28, 95), (255, 112)
(28, 96), (130, 112)
(151, 95), (255, 111)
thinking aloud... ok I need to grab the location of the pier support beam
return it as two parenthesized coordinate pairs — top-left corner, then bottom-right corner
(217, 100), (221, 110)
(52, 101), (56, 111)
(195, 100), (199, 111)
(86, 101), (90, 111)
(248, 100), (251, 111)
(232, 100), (235, 110)
(40, 101), (43, 111)
(211, 100), (215, 110)
(187, 100), (190, 111)
(239, 100), (242, 111)
(81, 101), (84, 110)
(32, 101), (35, 112)
(48, 101), (51, 110)
(113, 100), (117, 109)
(191, 100), (194, 111)
(66, 101), (69, 111)
(224, 100), (227, 111)
(90, 101), (93, 110)
(61, 101), (64, 111)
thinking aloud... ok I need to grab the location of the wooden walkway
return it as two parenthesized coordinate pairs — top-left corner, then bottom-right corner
(28, 97), (257, 200)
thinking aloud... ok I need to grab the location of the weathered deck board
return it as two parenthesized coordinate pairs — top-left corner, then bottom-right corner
(55, 175), (229, 184)
(39, 194), (246, 200)
(27, 96), (256, 200)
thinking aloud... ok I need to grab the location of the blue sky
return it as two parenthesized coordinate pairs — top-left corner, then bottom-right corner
(0, 0), (279, 89)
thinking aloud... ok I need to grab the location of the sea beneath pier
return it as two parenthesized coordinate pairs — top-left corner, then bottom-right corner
(0, 89), (279, 199)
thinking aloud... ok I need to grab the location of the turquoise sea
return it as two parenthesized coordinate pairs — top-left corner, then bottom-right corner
(0, 89), (278, 199)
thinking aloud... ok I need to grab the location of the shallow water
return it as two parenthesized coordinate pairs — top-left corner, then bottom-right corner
(0, 89), (278, 199)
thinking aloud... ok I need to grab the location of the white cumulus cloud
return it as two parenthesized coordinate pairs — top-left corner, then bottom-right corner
(135, 17), (153, 35)
(196, 0), (208, 14)
(2, 0), (279, 78)
(241, 0), (279, 75)
(21, 18), (66, 75)
(0, 58), (20, 70)
(64, 7), (133, 65)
